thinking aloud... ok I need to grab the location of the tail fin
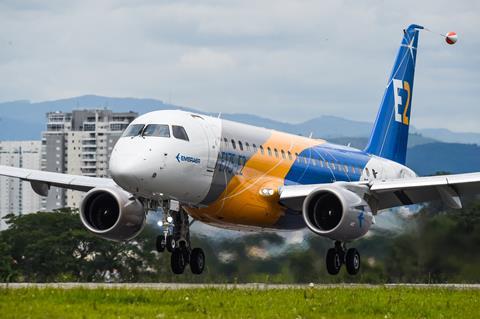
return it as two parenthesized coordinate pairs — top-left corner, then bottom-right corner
(364, 24), (423, 165)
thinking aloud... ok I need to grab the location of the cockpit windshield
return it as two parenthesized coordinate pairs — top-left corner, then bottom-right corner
(142, 124), (170, 137)
(172, 125), (189, 141)
(122, 124), (145, 137)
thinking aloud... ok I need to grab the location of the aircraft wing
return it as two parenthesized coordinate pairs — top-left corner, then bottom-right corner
(279, 172), (480, 213)
(0, 165), (116, 196)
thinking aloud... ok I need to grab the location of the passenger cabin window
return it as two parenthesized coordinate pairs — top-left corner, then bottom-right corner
(253, 144), (257, 152)
(122, 124), (145, 137)
(281, 150), (286, 159)
(238, 141), (244, 151)
(245, 142), (250, 151)
(142, 124), (170, 137)
(267, 147), (272, 156)
(260, 145), (264, 155)
(303, 157), (308, 164)
(223, 138), (229, 148)
(231, 139), (237, 150)
(172, 125), (189, 141)
(274, 148), (279, 158)
(287, 151), (292, 160)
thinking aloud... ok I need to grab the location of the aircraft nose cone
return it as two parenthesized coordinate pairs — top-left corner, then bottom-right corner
(109, 151), (141, 193)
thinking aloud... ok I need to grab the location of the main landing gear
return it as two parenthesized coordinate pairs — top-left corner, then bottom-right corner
(326, 241), (361, 275)
(155, 201), (205, 275)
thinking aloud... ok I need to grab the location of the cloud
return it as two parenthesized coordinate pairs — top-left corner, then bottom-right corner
(179, 48), (236, 70)
(0, 0), (479, 131)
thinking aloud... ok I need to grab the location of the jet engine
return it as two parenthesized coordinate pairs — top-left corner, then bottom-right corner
(302, 185), (374, 242)
(80, 187), (145, 241)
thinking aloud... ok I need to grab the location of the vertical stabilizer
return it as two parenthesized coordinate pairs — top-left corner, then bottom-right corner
(364, 24), (423, 164)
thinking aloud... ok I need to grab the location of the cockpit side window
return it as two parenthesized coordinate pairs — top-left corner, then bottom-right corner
(142, 124), (170, 137)
(172, 125), (189, 141)
(122, 124), (145, 137)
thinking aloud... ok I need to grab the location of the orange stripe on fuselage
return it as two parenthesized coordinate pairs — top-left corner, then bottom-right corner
(186, 131), (324, 228)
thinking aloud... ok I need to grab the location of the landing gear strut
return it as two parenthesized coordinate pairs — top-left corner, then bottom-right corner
(154, 201), (205, 275)
(326, 241), (361, 275)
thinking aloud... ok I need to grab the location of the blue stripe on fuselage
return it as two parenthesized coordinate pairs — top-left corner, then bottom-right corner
(284, 143), (370, 185)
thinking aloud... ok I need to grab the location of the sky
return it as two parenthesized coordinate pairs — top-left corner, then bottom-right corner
(0, 0), (479, 132)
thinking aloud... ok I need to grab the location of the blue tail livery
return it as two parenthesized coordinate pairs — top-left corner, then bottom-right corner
(364, 24), (424, 165)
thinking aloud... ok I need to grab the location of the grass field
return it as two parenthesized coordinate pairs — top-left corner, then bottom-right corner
(0, 286), (479, 318)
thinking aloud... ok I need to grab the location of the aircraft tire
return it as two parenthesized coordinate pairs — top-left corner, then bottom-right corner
(171, 249), (186, 274)
(326, 248), (342, 275)
(166, 235), (175, 253)
(345, 248), (361, 275)
(190, 248), (205, 275)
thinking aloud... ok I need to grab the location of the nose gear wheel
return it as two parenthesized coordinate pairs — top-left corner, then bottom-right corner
(153, 201), (206, 275)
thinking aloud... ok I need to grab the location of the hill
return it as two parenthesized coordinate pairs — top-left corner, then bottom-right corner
(2, 95), (480, 175)
(2, 95), (480, 144)
(406, 142), (480, 175)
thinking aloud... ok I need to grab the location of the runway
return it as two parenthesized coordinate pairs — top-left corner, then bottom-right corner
(2, 283), (480, 290)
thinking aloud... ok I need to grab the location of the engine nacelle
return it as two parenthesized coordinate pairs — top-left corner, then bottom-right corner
(80, 187), (145, 241)
(302, 185), (374, 242)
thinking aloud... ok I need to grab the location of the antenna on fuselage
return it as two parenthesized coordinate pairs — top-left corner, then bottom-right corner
(217, 112), (222, 118)
(308, 132), (313, 138)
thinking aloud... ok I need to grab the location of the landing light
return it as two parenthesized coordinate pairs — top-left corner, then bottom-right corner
(157, 220), (163, 227)
(166, 216), (173, 223)
(260, 188), (275, 197)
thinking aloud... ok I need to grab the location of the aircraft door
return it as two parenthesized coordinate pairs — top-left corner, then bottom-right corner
(198, 118), (220, 173)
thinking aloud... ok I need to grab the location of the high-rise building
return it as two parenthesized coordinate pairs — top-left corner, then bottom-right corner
(42, 109), (137, 210)
(0, 141), (42, 230)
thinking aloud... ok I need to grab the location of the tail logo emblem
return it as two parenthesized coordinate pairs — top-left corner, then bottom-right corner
(393, 79), (411, 125)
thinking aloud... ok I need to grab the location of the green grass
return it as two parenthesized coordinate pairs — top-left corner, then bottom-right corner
(0, 286), (478, 318)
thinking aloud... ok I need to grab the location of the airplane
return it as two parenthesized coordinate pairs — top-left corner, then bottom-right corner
(1, 24), (479, 276)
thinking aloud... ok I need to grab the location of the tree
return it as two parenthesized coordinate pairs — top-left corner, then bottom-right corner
(385, 199), (480, 283)
(0, 209), (159, 282)
(0, 240), (15, 282)
(1, 201), (480, 283)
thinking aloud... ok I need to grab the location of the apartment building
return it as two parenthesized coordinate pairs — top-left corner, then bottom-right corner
(42, 109), (137, 210)
(0, 141), (42, 230)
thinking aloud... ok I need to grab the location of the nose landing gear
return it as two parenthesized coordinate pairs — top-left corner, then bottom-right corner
(154, 201), (205, 275)
(326, 241), (361, 275)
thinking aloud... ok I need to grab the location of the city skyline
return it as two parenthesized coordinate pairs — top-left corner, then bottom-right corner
(0, 109), (137, 226)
